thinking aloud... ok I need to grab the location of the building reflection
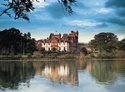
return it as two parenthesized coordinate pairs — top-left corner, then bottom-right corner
(33, 61), (79, 86)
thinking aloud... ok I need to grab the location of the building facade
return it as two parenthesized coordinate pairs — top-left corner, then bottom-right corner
(36, 31), (79, 52)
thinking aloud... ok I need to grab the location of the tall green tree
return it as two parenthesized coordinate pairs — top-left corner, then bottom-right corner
(0, 28), (36, 55)
(118, 38), (125, 51)
(89, 32), (118, 53)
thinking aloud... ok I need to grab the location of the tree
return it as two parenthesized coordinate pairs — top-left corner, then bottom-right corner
(118, 38), (125, 51)
(89, 32), (118, 53)
(0, 28), (36, 55)
(27, 32), (31, 39)
(0, 0), (76, 21)
(80, 47), (88, 55)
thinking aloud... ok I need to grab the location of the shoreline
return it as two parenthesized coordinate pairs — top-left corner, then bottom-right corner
(0, 57), (125, 61)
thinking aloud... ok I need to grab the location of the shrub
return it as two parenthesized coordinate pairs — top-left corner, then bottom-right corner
(95, 52), (115, 58)
(115, 51), (125, 58)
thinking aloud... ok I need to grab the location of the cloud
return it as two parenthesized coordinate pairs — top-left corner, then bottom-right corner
(106, 0), (125, 8)
(33, 0), (88, 19)
(33, 0), (47, 9)
(1, 0), (125, 43)
(115, 28), (125, 35)
(117, 8), (125, 17)
(97, 16), (125, 26)
(95, 8), (112, 14)
(105, 0), (125, 17)
(44, 2), (67, 19)
(105, 17), (125, 26)
(33, 0), (56, 9)
(96, 23), (108, 27)
(67, 20), (103, 27)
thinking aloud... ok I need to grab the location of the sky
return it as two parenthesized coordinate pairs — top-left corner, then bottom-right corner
(0, 0), (125, 43)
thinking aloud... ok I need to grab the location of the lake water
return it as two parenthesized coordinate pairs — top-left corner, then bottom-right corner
(0, 60), (125, 92)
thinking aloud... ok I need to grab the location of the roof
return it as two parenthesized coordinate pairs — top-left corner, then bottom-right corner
(36, 31), (78, 43)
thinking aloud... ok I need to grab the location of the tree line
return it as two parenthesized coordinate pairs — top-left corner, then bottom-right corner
(0, 28), (125, 58)
(88, 32), (125, 58)
(0, 28), (36, 55)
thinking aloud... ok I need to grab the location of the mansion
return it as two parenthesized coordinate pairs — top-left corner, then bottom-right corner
(36, 31), (79, 52)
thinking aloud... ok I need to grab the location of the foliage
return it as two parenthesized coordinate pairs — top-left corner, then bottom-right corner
(80, 47), (88, 55)
(115, 50), (125, 58)
(58, 53), (77, 59)
(97, 52), (115, 58)
(118, 38), (125, 51)
(0, 28), (36, 55)
(89, 32), (118, 53)
(0, 0), (76, 21)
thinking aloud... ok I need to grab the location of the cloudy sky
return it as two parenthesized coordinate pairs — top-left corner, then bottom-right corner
(0, 0), (125, 42)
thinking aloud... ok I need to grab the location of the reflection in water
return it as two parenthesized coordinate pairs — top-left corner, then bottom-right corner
(0, 60), (125, 91)
(88, 61), (125, 84)
(89, 61), (117, 84)
(0, 61), (35, 89)
(33, 61), (79, 86)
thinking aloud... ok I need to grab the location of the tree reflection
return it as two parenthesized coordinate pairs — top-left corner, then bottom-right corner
(89, 61), (125, 84)
(0, 61), (35, 89)
(89, 61), (118, 84)
(113, 61), (125, 78)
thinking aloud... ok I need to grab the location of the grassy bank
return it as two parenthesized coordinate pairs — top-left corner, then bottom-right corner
(84, 51), (125, 59)
(0, 53), (79, 60)
(1, 51), (125, 61)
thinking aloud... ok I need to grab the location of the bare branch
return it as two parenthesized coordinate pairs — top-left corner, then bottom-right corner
(0, 0), (76, 21)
